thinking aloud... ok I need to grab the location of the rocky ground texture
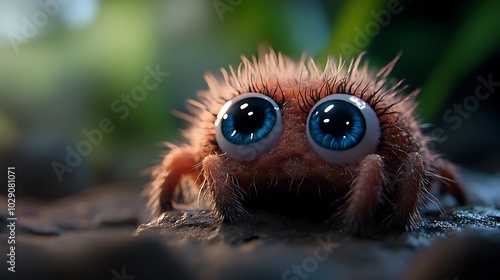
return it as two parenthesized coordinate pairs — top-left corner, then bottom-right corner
(1, 171), (500, 280)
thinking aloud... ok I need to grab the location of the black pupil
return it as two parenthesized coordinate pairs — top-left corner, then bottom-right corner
(229, 98), (266, 134)
(317, 101), (356, 137)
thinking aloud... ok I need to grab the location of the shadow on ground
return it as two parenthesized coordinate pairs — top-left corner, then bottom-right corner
(1, 171), (500, 280)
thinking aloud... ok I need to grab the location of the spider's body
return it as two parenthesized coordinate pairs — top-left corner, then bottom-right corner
(149, 49), (462, 234)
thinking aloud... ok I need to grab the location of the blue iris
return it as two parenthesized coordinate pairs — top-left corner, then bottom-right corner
(308, 100), (366, 150)
(220, 97), (277, 145)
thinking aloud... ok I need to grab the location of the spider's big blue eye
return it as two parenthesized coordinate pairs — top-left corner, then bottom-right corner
(309, 100), (366, 150)
(221, 97), (276, 145)
(215, 93), (282, 161)
(306, 94), (380, 165)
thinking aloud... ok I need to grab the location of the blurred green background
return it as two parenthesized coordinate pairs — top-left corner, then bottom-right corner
(0, 0), (499, 198)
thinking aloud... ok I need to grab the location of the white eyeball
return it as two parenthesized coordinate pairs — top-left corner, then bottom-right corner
(306, 94), (380, 165)
(215, 93), (282, 161)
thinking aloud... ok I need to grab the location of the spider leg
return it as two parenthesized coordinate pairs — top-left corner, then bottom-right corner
(344, 154), (387, 233)
(202, 155), (248, 223)
(391, 152), (425, 230)
(434, 158), (465, 205)
(150, 145), (200, 214)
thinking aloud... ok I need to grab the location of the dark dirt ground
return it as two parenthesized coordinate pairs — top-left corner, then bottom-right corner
(2, 171), (500, 280)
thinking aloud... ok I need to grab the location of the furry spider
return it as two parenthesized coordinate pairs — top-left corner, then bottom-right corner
(149, 49), (463, 234)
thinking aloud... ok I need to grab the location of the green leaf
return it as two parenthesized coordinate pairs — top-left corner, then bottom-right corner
(418, 0), (500, 120)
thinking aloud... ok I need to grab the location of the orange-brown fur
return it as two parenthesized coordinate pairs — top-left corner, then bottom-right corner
(149, 49), (463, 234)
